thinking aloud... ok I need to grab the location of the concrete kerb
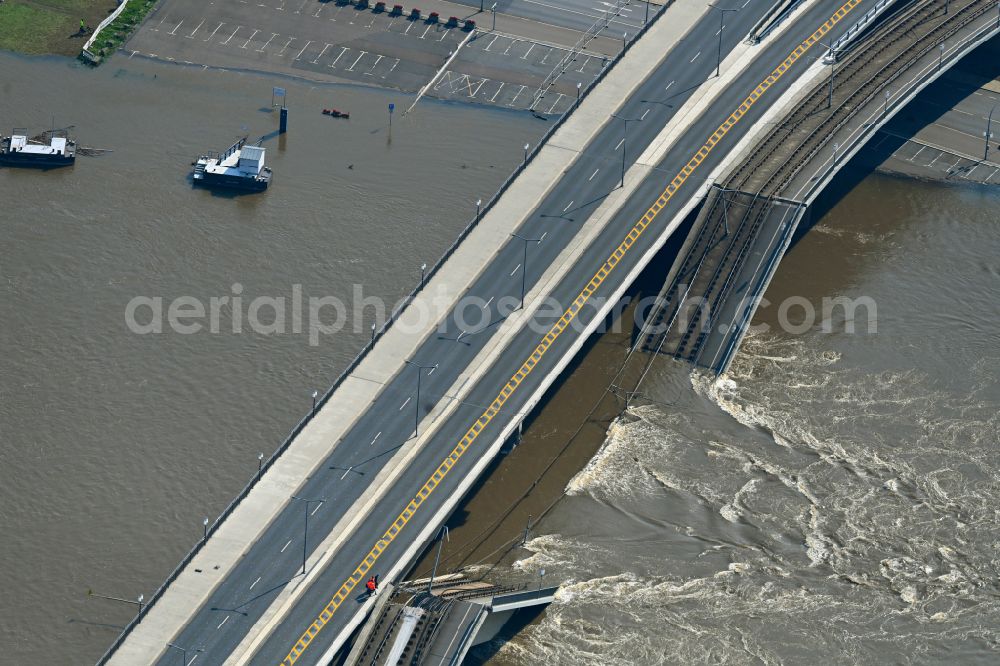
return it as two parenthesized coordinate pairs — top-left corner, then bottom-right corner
(101, 1), (695, 663)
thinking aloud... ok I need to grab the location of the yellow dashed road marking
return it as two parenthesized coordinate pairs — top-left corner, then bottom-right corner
(280, 2), (859, 663)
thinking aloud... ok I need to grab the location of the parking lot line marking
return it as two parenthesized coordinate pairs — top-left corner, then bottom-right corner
(169, 20), (184, 36)
(640, 108), (650, 120)
(186, 19), (205, 39)
(715, 23), (725, 36)
(925, 151), (941, 167)
(295, 0), (308, 13)
(615, 137), (624, 150)
(562, 201), (574, 212)
(404, 22), (414, 35)
(485, 296), (495, 307)
(221, 26), (240, 45)
(908, 145), (925, 162)
(314, 4), (324, 17)
(420, 25), (432, 39)
(540, 46), (553, 64)
(217, 616), (229, 630)
(471, 78), (489, 97)
(546, 93), (563, 114)
(437, 28), (451, 41)
(490, 82), (505, 102)
(258, 33), (278, 52)
(964, 164), (980, 179)
(577, 55), (591, 73)
(399, 396), (411, 411)
(521, 43), (535, 59)
(503, 39), (520, 55)
(312, 43), (332, 63)
(484, 35), (499, 51)
(294, 40), (313, 60)
(690, 50), (701, 63)
(665, 80), (674, 91)
(241, 29), (259, 49)
(366, 54), (384, 75)
(330, 46), (349, 67)
(152, 17), (167, 31)
(988, 167), (1000, 182)
(346, 51), (367, 71)
(281, 539), (292, 553)
(509, 85), (526, 107)
(370, 431), (382, 446)
(312, 501), (325, 515)
(510, 263), (521, 277)
(589, 168), (600, 181)
(204, 22), (224, 41)
(383, 58), (400, 78)
(539, 232), (547, 242)
(250, 576), (261, 590)
(279, 36), (295, 55)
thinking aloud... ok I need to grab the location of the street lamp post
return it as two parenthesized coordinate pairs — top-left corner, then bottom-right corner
(938, 43), (945, 71)
(510, 234), (542, 310)
(491, 2), (497, 31)
(709, 4), (739, 78)
(644, 0), (649, 25)
(476, 198), (482, 220)
(985, 104), (996, 161)
(576, 81), (582, 103)
(311, 390), (318, 414)
(427, 525), (449, 593)
(611, 113), (643, 188)
(523, 142), (529, 165)
(833, 142), (840, 166)
(883, 89), (890, 120)
(420, 262), (427, 286)
(202, 517), (209, 541)
(167, 643), (203, 666)
(623, 31), (627, 53)
(257, 452), (264, 477)
(404, 360), (438, 437)
(290, 495), (325, 575)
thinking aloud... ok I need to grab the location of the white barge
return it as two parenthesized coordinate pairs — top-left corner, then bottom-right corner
(0, 128), (76, 168)
(192, 138), (271, 192)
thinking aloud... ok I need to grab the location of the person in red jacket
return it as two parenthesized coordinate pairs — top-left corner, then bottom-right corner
(365, 576), (377, 597)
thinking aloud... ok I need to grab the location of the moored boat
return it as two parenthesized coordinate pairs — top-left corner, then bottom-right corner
(192, 137), (271, 192)
(0, 128), (76, 168)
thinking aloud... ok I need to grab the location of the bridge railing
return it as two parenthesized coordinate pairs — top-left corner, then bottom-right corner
(95, 1), (675, 663)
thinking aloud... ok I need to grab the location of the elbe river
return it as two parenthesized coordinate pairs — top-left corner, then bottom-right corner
(2, 51), (998, 665)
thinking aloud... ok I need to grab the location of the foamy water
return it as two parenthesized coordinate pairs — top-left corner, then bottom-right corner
(475, 175), (1000, 665)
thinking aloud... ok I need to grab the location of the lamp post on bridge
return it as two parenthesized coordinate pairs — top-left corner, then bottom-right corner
(404, 360), (438, 437)
(709, 4), (739, 78)
(166, 643), (203, 666)
(510, 233), (543, 310)
(611, 113), (643, 188)
(985, 104), (996, 161)
(290, 495), (326, 575)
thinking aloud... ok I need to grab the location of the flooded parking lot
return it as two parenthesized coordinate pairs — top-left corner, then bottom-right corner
(126, 0), (626, 111)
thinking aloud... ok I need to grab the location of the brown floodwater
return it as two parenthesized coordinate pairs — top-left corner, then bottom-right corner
(0, 51), (544, 664)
